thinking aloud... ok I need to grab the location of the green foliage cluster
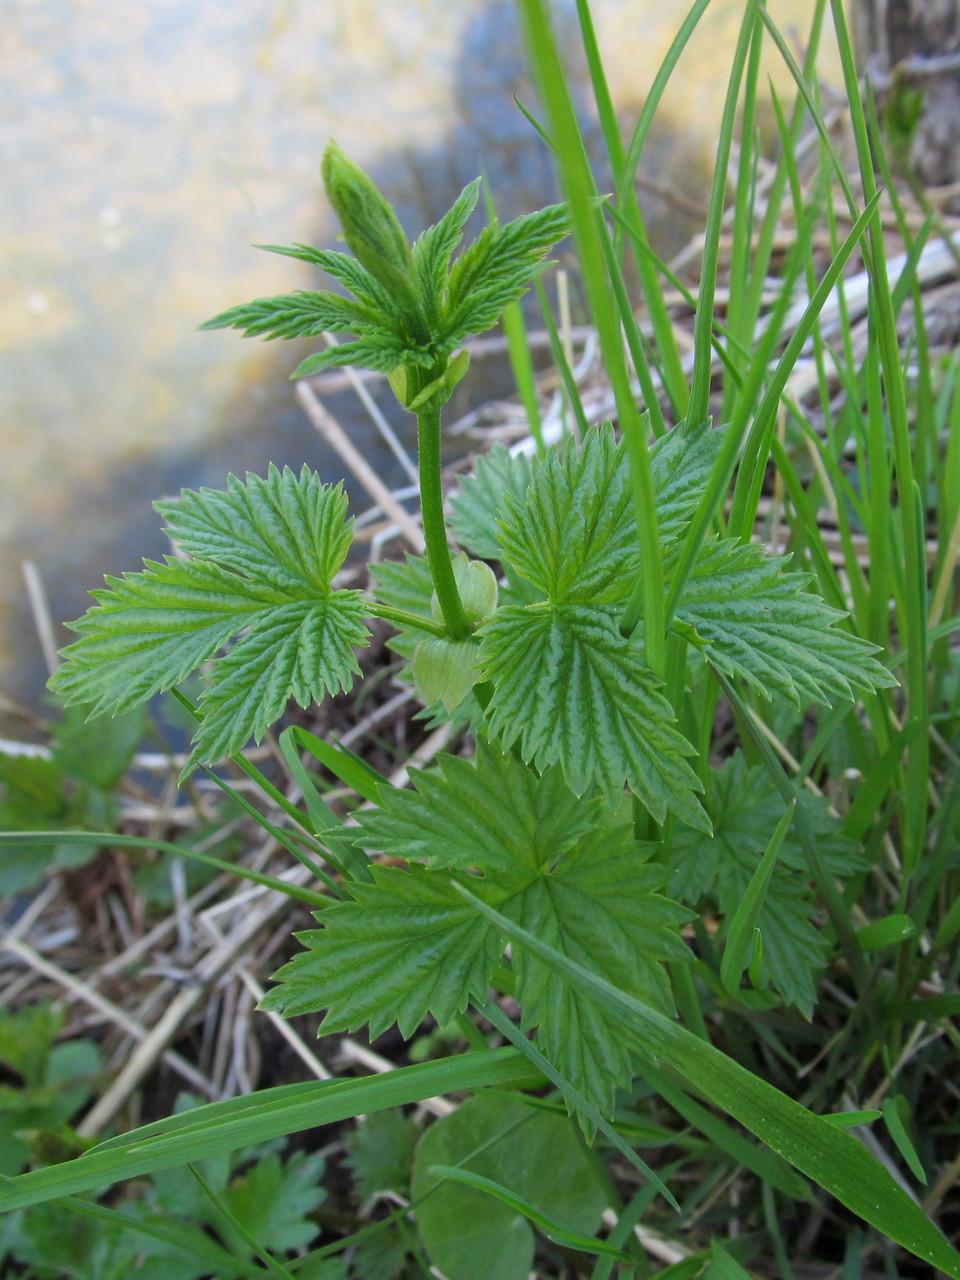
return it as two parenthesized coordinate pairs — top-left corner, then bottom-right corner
(0, 701), (144, 894)
(3, 0), (960, 1275)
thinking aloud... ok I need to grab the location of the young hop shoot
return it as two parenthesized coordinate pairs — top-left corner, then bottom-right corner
(202, 142), (569, 646)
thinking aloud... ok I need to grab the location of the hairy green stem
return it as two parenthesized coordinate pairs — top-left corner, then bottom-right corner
(416, 395), (470, 640)
(367, 601), (448, 639)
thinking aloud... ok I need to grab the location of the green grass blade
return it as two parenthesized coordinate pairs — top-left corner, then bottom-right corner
(502, 298), (546, 452)
(477, 997), (680, 1211)
(278, 726), (373, 884)
(428, 1164), (631, 1261)
(198, 763), (341, 894)
(518, 0), (665, 675)
(665, 192), (881, 628)
(686, 0), (760, 429)
(533, 276), (592, 440)
(454, 885), (960, 1278)
(289, 724), (385, 804)
(720, 800), (795, 997)
(0, 1049), (534, 1213)
(482, 178), (546, 453)
(576, 0), (696, 420)
(0, 830), (328, 907)
(881, 1097), (927, 1185)
(615, 0), (712, 419)
(641, 1062), (809, 1201)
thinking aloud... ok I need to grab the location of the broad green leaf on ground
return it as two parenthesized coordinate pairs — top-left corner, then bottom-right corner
(671, 538), (896, 706)
(449, 443), (534, 561)
(267, 747), (690, 1116)
(411, 1092), (607, 1280)
(668, 753), (860, 1014)
(50, 467), (369, 765)
(479, 603), (708, 826)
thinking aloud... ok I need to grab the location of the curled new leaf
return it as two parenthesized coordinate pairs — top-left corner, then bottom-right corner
(202, 142), (569, 386)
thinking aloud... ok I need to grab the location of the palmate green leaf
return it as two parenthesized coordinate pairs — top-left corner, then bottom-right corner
(482, 421), (889, 821)
(51, 466), (369, 765)
(448, 443), (534, 561)
(497, 424), (637, 602)
(412, 178), (482, 310)
(445, 202), (569, 335)
(198, 290), (378, 341)
(267, 748), (690, 1118)
(205, 149), (569, 385)
(479, 422), (723, 821)
(505, 823), (690, 1117)
(355, 740), (595, 878)
(261, 865), (504, 1038)
(480, 602), (708, 827)
(672, 538), (897, 706)
(669, 753), (860, 1014)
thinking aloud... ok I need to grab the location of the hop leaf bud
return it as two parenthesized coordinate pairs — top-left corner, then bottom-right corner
(430, 554), (498, 627)
(412, 636), (481, 712)
(321, 141), (414, 299)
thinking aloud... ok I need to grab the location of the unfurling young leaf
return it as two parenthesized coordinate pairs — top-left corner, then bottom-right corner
(202, 142), (568, 387)
(50, 466), (369, 767)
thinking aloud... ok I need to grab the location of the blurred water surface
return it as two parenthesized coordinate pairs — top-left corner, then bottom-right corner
(1, 0), (834, 716)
